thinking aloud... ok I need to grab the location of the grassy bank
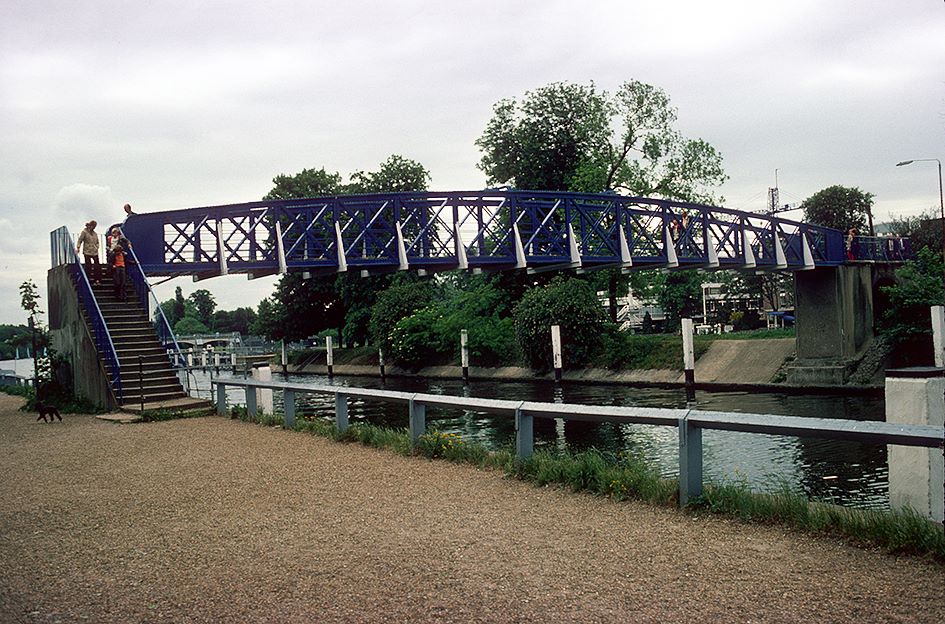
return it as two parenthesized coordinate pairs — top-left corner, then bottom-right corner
(291, 328), (796, 373)
(226, 406), (944, 562)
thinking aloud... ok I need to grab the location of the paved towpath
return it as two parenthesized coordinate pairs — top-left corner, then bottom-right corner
(0, 394), (942, 623)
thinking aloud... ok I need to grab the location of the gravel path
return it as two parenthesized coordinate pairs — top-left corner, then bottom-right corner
(1, 393), (942, 623)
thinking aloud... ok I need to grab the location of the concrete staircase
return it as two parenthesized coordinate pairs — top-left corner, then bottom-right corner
(89, 275), (210, 413)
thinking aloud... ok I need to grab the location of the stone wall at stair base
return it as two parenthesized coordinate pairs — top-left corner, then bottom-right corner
(47, 265), (115, 410)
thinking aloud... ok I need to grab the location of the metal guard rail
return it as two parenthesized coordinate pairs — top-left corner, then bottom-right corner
(50, 226), (123, 402)
(211, 378), (944, 507)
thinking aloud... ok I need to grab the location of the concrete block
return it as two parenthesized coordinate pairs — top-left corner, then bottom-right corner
(886, 369), (944, 522)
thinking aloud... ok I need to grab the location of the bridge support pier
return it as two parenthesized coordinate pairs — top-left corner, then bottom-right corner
(788, 265), (874, 385)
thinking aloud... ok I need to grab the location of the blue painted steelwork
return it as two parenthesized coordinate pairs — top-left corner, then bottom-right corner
(50, 226), (123, 402)
(118, 190), (910, 277)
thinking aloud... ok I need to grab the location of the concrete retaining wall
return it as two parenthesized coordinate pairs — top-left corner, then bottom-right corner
(47, 266), (115, 410)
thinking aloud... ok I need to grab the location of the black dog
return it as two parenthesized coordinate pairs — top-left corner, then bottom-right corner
(36, 400), (62, 423)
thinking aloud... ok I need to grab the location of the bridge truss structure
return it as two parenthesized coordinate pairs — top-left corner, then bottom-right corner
(121, 190), (909, 280)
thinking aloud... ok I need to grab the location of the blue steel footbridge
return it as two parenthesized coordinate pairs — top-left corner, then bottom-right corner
(46, 190), (912, 407)
(117, 190), (910, 280)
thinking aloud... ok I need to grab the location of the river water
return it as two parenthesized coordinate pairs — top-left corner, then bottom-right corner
(187, 367), (889, 511)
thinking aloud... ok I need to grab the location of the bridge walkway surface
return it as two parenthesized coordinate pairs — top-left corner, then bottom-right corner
(1, 394), (942, 623)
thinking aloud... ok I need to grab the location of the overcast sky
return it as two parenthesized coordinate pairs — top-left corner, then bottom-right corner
(1, 0), (943, 325)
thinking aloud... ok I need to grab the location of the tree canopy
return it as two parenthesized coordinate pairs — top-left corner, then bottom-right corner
(256, 155), (431, 342)
(476, 80), (727, 203)
(801, 185), (874, 233)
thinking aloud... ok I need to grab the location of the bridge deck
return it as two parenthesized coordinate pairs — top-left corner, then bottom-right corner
(115, 190), (910, 279)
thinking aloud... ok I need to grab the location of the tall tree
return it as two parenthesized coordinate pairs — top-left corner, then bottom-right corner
(172, 286), (186, 325)
(887, 208), (942, 255)
(347, 155), (431, 194)
(476, 80), (727, 203)
(477, 80), (726, 323)
(801, 185), (874, 233)
(264, 167), (343, 200)
(188, 289), (216, 328)
(258, 156), (431, 342)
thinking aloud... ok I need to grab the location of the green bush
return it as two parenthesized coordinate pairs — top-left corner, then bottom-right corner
(369, 281), (437, 349)
(512, 276), (605, 371)
(386, 282), (518, 369)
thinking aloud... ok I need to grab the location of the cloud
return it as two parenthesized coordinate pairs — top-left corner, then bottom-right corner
(54, 183), (116, 223)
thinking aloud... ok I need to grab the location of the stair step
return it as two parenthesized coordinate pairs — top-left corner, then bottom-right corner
(119, 382), (185, 394)
(120, 372), (181, 385)
(119, 389), (189, 404)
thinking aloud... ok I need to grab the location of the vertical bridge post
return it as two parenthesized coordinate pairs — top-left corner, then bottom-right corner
(678, 412), (703, 507)
(334, 393), (349, 433)
(409, 396), (426, 445)
(515, 403), (533, 459)
(245, 384), (257, 419)
(283, 389), (296, 429)
(216, 382), (226, 415)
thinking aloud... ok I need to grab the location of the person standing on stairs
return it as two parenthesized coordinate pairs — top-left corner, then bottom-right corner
(76, 220), (101, 285)
(109, 227), (131, 302)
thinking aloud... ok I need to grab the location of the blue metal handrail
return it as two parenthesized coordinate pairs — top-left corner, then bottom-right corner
(50, 226), (123, 402)
(852, 235), (913, 262)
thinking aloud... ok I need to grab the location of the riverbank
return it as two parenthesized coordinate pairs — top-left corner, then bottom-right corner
(1, 393), (942, 622)
(291, 337), (883, 395)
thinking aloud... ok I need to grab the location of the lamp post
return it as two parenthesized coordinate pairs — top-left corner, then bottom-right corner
(897, 158), (945, 532)
(896, 158), (944, 267)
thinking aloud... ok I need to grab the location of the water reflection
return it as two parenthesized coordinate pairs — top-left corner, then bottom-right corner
(190, 369), (887, 510)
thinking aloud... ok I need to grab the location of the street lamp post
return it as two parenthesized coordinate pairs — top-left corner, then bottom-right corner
(896, 158), (944, 267)
(897, 158), (945, 537)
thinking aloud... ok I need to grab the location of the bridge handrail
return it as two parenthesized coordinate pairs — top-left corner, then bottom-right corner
(124, 241), (187, 368)
(50, 226), (123, 402)
(852, 235), (914, 263)
(212, 378), (943, 506)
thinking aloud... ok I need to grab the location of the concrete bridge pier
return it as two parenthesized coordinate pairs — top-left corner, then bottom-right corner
(788, 265), (874, 385)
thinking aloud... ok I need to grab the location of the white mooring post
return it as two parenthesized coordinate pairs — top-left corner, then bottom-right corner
(214, 352), (221, 368)
(886, 367), (945, 522)
(681, 318), (696, 402)
(251, 365), (274, 416)
(230, 351), (237, 370)
(460, 329), (469, 383)
(932, 306), (944, 368)
(200, 350), (207, 368)
(551, 325), (562, 383)
(187, 348), (194, 367)
(326, 336), (334, 378)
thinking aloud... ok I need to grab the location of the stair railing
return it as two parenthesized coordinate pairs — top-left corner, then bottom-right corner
(124, 242), (187, 368)
(124, 241), (202, 398)
(50, 226), (123, 402)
